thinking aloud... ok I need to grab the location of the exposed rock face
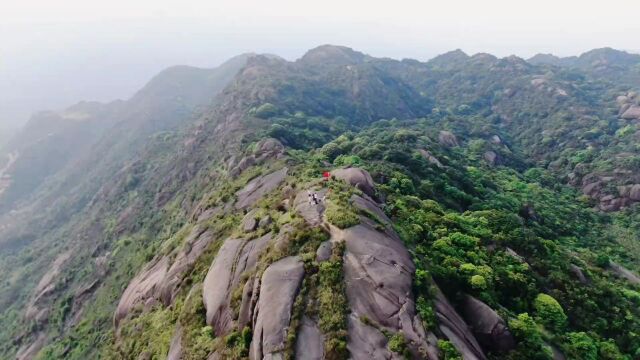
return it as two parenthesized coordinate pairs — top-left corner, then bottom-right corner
(569, 264), (589, 284)
(114, 256), (170, 325)
(433, 285), (486, 360)
(418, 149), (443, 168)
(331, 168), (376, 198)
(167, 325), (183, 360)
(16, 333), (47, 360)
(241, 209), (260, 232)
(438, 131), (459, 147)
(338, 213), (438, 358)
(461, 295), (515, 353)
(293, 188), (328, 226)
(621, 105), (640, 120)
(295, 316), (324, 360)
(25, 250), (73, 322)
(347, 314), (396, 360)
(249, 256), (305, 360)
(235, 167), (288, 209)
(610, 261), (640, 285)
(315, 241), (332, 262)
(483, 151), (499, 166)
(203, 234), (272, 336)
(229, 138), (285, 177)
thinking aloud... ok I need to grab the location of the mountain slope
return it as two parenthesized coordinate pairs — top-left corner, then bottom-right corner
(1, 45), (640, 360)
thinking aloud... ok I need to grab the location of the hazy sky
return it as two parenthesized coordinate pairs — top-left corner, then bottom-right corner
(1, 0), (639, 128)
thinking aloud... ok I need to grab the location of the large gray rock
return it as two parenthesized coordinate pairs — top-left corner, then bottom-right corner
(347, 314), (396, 360)
(418, 149), (443, 168)
(203, 234), (272, 336)
(331, 168), (376, 198)
(249, 256), (305, 360)
(350, 194), (392, 227)
(339, 218), (438, 358)
(167, 325), (183, 360)
(433, 286), (486, 360)
(438, 131), (459, 147)
(610, 261), (640, 285)
(621, 105), (640, 120)
(235, 167), (288, 209)
(202, 238), (245, 334)
(316, 241), (332, 262)
(295, 316), (324, 360)
(114, 256), (170, 325)
(16, 333), (47, 360)
(158, 229), (215, 305)
(483, 151), (499, 166)
(293, 188), (328, 226)
(241, 209), (260, 232)
(569, 264), (589, 285)
(461, 295), (515, 353)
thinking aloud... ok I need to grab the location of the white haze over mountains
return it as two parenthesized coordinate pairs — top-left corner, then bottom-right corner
(1, 0), (639, 128)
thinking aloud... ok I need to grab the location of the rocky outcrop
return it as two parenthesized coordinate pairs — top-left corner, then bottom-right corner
(249, 256), (305, 360)
(114, 256), (170, 325)
(235, 167), (288, 209)
(25, 250), (73, 323)
(16, 333), (47, 360)
(438, 131), (459, 147)
(241, 209), (260, 232)
(229, 138), (285, 177)
(433, 286), (486, 360)
(347, 314), (396, 360)
(167, 325), (183, 360)
(331, 168), (376, 198)
(461, 295), (515, 353)
(621, 105), (640, 120)
(315, 241), (332, 262)
(293, 188), (328, 226)
(610, 261), (640, 285)
(569, 264), (589, 284)
(483, 151), (499, 166)
(203, 234), (272, 336)
(295, 316), (324, 360)
(338, 214), (438, 358)
(418, 149), (443, 168)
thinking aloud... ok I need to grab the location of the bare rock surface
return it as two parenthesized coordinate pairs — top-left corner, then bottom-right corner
(433, 285), (486, 360)
(418, 149), (443, 168)
(438, 130), (459, 147)
(114, 256), (170, 325)
(483, 151), (499, 166)
(315, 241), (332, 262)
(331, 167), (376, 198)
(249, 256), (305, 360)
(347, 314), (396, 360)
(235, 167), (288, 209)
(241, 209), (260, 232)
(338, 217), (437, 358)
(610, 261), (640, 285)
(621, 105), (640, 120)
(167, 324), (183, 360)
(295, 316), (324, 360)
(293, 188), (328, 226)
(461, 295), (515, 353)
(16, 333), (47, 360)
(203, 238), (245, 334)
(350, 194), (391, 227)
(569, 264), (589, 284)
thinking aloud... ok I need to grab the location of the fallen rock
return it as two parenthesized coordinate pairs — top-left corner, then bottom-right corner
(438, 131), (459, 147)
(241, 209), (260, 232)
(316, 241), (332, 262)
(249, 256), (305, 360)
(461, 295), (516, 353)
(432, 286), (486, 360)
(295, 316), (324, 360)
(331, 167), (376, 198)
(235, 167), (288, 209)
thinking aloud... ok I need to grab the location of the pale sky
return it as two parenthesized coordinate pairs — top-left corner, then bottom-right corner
(1, 0), (639, 128)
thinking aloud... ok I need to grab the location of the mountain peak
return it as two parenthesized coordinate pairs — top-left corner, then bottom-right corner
(298, 44), (369, 66)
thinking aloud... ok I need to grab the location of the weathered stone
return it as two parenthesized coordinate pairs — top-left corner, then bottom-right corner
(505, 247), (525, 263)
(569, 264), (589, 284)
(438, 130), (459, 147)
(295, 316), (324, 360)
(339, 218), (437, 358)
(293, 188), (327, 226)
(433, 286), (486, 360)
(490, 135), (502, 145)
(621, 105), (640, 120)
(461, 295), (516, 353)
(610, 261), (640, 285)
(167, 325), (182, 360)
(350, 194), (392, 227)
(483, 151), (499, 166)
(235, 167), (288, 209)
(241, 209), (260, 232)
(202, 238), (245, 334)
(258, 215), (272, 228)
(418, 149), (443, 168)
(16, 333), (47, 360)
(316, 241), (332, 262)
(346, 314), (396, 360)
(250, 256), (305, 360)
(114, 256), (170, 325)
(331, 167), (376, 198)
